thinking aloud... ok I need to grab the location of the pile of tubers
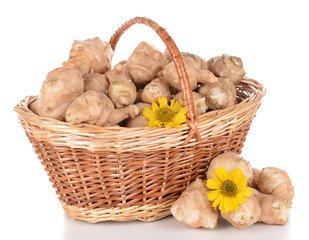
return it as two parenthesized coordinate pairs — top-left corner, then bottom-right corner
(171, 152), (294, 229)
(30, 36), (247, 127)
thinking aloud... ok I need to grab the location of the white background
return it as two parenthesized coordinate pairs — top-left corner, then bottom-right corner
(1, 0), (308, 239)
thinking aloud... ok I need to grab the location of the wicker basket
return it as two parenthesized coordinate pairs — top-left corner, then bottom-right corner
(14, 17), (266, 223)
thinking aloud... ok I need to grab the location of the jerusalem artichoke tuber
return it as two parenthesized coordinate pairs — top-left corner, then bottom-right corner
(125, 102), (151, 128)
(258, 167), (294, 204)
(198, 78), (236, 110)
(126, 42), (167, 85)
(62, 37), (113, 76)
(34, 67), (84, 120)
(171, 178), (219, 229)
(208, 54), (246, 84)
(83, 73), (109, 94)
(108, 75), (137, 108)
(251, 188), (291, 225)
(141, 78), (171, 103)
(221, 194), (261, 229)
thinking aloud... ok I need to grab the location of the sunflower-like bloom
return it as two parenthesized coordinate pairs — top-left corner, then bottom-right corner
(142, 96), (187, 128)
(206, 167), (252, 214)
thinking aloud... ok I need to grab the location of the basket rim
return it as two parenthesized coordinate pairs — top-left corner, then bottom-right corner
(14, 77), (265, 141)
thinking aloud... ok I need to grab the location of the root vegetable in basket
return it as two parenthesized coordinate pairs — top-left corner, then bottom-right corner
(206, 152), (253, 186)
(221, 194), (261, 229)
(33, 67), (84, 120)
(105, 61), (129, 83)
(108, 75), (137, 108)
(65, 90), (139, 126)
(198, 78), (236, 110)
(171, 178), (219, 229)
(173, 92), (208, 116)
(251, 188), (291, 225)
(126, 102), (151, 128)
(141, 78), (171, 103)
(163, 57), (217, 91)
(208, 54), (246, 84)
(62, 37), (113, 76)
(84, 73), (109, 94)
(258, 167), (295, 204)
(126, 41), (167, 85)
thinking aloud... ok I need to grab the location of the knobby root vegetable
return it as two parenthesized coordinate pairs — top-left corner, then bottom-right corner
(251, 188), (291, 225)
(258, 167), (295, 204)
(105, 61), (129, 83)
(108, 75), (137, 108)
(125, 102), (151, 128)
(141, 78), (171, 103)
(208, 54), (246, 84)
(221, 194), (261, 229)
(171, 178), (219, 229)
(34, 67), (84, 120)
(198, 78), (236, 110)
(173, 92), (208, 116)
(65, 90), (139, 126)
(126, 41), (167, 85)
(83, 73), (109, 94)
(62, 37), (113, 76)
(163, 56), (217, 91)
(206, 152), (253, 186)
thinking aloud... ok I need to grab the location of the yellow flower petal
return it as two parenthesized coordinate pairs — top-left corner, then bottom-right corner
(158, 96), (168, 108)
(207, 189), (221, 201)
(206, 178), (221, 190)
(237, 187), (252, 198)
(215, 167), (229, 182)
(170, 100), (183, 113)
(229, 169), (243, 182)
(211, 193), (223, 209)
(152, 102), (160, 112)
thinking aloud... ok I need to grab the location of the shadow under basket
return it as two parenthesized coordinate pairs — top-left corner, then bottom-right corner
(14, 17), (266, 223)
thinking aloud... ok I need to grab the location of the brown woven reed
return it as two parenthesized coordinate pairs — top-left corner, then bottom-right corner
(14, 17), (266, 223)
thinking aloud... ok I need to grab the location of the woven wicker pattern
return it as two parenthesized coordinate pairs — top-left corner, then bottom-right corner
(14, 17), (266, 222)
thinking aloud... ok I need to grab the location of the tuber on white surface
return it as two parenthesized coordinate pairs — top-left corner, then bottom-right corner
(83, 73), (109, 94)
(221, 194), (261, 229)
(141, 78), (171, 103)
(126, 41), (167, 85)
(258, 167), (295, 204)
(34, 67), (84, 120)
(208, 54), (246, 84)
(198, 78), (236, 110)
(251, 188), (291, 225)
(206, 152), (253, 186)
(62, 37), (113, 76)
(171, 178), (219, 229)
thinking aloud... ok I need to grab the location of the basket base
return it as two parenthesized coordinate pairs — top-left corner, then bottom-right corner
(61, 200), (174, 223)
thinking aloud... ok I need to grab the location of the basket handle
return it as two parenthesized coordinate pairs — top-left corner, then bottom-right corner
(109, 17), (202, 144)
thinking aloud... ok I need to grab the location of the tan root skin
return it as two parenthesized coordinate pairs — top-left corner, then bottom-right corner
(141, 78), (171, 103)
(251, 188), (291, 225)
(62, 37), (113, 76)
(125, 102), (151, 128)
(171, 178), (219, 229)
(126, 41), (167, 85)
(206, 152), (253, 185)
(34, 67), (84, 120)
(208, 54), (245, 84)
(199, 78), (236, 110)
(105, 61), (129, 83)
(83, 73), (109, 94)
(108, 75), (137, 108)
(221, 195), (261, 229)
(250, 168), (261, 189)
(65, 90), (139, 126)
(258, 167), (295, 204)
(173, 92), (208, 116)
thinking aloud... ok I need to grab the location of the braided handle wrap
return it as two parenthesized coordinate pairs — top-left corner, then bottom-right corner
(109, 17), (201, 143)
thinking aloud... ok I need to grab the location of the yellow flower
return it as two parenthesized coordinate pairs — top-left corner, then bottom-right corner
(206, 167), (252, 214)
(142, 96), (187, 128)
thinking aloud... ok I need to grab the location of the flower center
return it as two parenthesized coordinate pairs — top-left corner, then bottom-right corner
(157, 107), (175, 122)
(221, 180), (237, 196)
